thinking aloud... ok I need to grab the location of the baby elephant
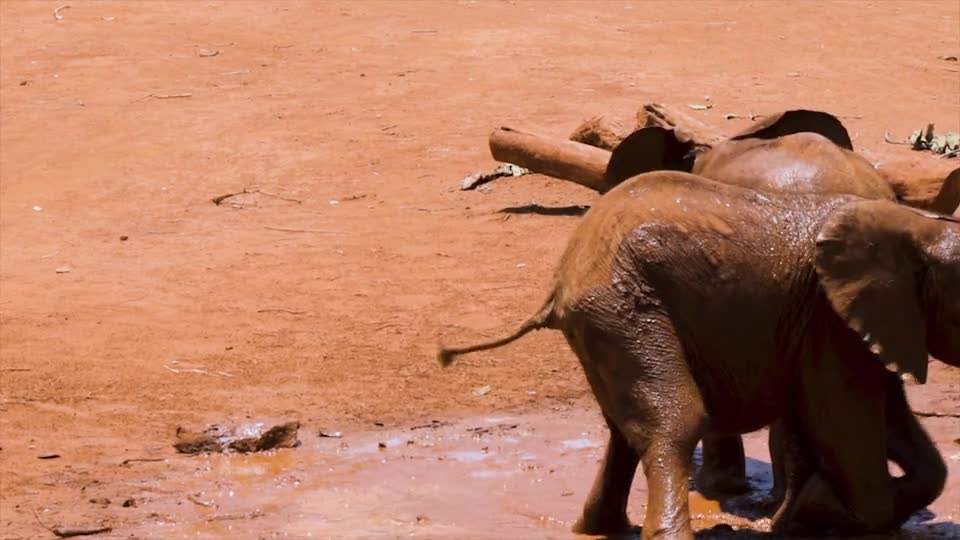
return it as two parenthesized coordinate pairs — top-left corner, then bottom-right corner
(439, 172), (960, 539)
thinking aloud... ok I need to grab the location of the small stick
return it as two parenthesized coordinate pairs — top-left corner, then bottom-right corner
(31, 508), (112, 538)
(883, 132), (911, 145)
(256, 190), (302, 204)
(256, 308), (309, 315)
(263, 226), (346, 234)
(411, 29), (438, 33)
(212, 190), (248, 205)
(53, 5), (70, 21)
(213, 188), (302, 205)
(188, 494), (215, 508)
(120, 457), (166, 465)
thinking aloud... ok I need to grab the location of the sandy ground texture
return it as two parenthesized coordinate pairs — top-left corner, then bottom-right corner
(1, 1), (959, 538)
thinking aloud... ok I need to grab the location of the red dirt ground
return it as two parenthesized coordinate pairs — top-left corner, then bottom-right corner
(1, 1), (958, 538)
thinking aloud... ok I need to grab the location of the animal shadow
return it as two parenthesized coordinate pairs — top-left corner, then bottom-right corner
(499, 203), (590, 216)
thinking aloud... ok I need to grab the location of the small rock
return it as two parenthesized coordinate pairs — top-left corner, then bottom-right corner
(416, 515), (429, 525)
(561, 490), (574, 497)
(377, 442), (387, 449)
(120, 235), (129, 241)
(89, 497), (111, 506)
(318, 430), (343, 438)
(37, 453), (61, 459)
(122, 498), (137, 508)
(55, 267), (71, 274)
(198, 48), (219, 58)
(32, 206), (43, 212)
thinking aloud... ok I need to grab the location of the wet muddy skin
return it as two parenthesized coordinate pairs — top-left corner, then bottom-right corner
(17, 381), (956, 539)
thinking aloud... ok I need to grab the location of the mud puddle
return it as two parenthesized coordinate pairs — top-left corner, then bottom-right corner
(96, 399), (957, 539)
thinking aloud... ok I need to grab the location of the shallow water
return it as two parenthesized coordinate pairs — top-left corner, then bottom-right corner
(114, 401), (960, 539)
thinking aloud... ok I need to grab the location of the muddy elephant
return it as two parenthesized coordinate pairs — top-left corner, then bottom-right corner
(604, 109), (960, 216)
(439, 172), (960, 539)
(602, 110), (960, 499)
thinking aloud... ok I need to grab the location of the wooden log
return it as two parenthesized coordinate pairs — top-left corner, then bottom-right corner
(488, 126), (613, 192)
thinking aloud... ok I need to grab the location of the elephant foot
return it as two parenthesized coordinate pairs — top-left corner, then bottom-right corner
(694, 467), (750, 497)
(572, 510), (634, 536)
(758, 485), (785, 514)
(771, 473), (863, 536)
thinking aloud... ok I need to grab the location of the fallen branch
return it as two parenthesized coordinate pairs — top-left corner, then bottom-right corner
(31, 508), (112, 538)
(489, 126), (612, 192)
(263, 226), (346, 234)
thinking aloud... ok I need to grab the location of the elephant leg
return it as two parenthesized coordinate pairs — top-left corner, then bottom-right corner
(573, 414), (639, 534)
(695, 432), (749, 496)
(782, 360), (896, 534)
(770, 416), (832, 534)
(884, 373), (947, 525)
(566, 314), (704, 540)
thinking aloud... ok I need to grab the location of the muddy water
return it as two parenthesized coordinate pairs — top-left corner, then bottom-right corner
(111, 395), (960, 539)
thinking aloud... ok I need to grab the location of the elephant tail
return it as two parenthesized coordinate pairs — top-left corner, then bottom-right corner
(438, 292), (558, 367)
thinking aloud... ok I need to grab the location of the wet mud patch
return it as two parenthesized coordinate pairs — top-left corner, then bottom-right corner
(13, 403), (950, 539)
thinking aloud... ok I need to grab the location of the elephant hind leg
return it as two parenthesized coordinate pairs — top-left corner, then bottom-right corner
(567, 315), (706, 540)
(695, 432), (749, 497)
(573, 415), (640, 535)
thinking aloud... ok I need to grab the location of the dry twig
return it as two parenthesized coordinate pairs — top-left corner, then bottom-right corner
(53, 5), (70, 21)
(120, 457), (165, 466)
(883, 132), (911, 145)
(212, 188), (301, 206)
(256, 308), (309, 315)
(187, 494), (215, 508)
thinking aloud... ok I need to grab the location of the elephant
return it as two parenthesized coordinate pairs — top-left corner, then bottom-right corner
(438, 171), (960, 539)
(600, 110), (960, 499)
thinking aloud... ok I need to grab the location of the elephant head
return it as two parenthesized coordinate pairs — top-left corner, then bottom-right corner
(604, 110), (960, 215)
(814, 201), (960, 383)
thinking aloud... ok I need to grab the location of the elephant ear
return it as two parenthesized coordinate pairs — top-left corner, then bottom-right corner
(814, 200), (929, 383)
(604, 127), (697, 186)
(732, 110), (853, 150)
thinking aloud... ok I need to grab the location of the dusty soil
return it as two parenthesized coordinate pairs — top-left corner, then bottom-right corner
(1, 1), (958, 538)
